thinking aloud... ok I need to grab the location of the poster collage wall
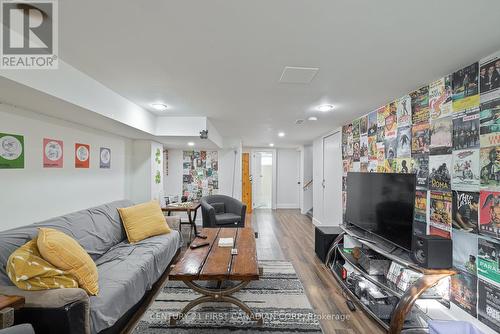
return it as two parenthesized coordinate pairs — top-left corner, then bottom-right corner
(342, 50), (500, 331)
(182, 150), (218, 200)
(0, 134), (111, 169)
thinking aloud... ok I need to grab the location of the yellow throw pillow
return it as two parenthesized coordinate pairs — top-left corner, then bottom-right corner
(37, 228), (99, 295)
(118, 201), (171, 244)
(6, 239), (79, 291)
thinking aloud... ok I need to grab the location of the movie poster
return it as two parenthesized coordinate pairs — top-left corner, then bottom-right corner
(479, 51), (500, 103)
(343, 159), (352, 176)
(352, 139), (360, 162)
(397, 157), (411, 173)
(480, 98), (500, 135)
(451, 271), (478, 317)
(478, 279), (500, 332)
(376, 126), (385, 143)
(352, 118), (360, 140)
(452, 109), (480, 150)
(360, 134), (368, 163)
(384, 159), (397, 173)
(396, 126), (411, 157)
(360, 162), (368, 173)
(430, 76), (453, 120)
(347, 131), (354, 156)
(384, 136), (397, 160)
(452, 62), (480, 112)
(384, 102), (398, 138)
(430, 191), (453, 232)
(478, 237), (500, 285)
(452, 149), (480, 191)
(412, 154), (429, 188)
(397, 94), (412, 127)
(480, 146), (500, 189)
(410, 86), (430, 124)
(453, 230), (478, 274)
(480, 132), (500, 148)
(414, 190), (427, 223)
(429, 226), (451, 239)
(376, 143), (385, 173)
(479, 191), (500, 239)
(368, 136), (377, 159)
(342, 125), (349, 145)
(367, 110), (378, 137)
(429, 155), (452, 191)
(367, 160), (377, 173)
(360, 115), (368, 135)
(377, 106), (385, 126)
(352, 161), (360, 172)
(452, 191), (479, 233)
(43, 138), (63, 168)
(430, 116), (453, 155)
(411, 122), (430, 154)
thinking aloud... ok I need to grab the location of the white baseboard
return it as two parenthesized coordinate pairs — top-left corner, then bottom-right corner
(276, 203), (299, 209)
(312, 217), (322, 226)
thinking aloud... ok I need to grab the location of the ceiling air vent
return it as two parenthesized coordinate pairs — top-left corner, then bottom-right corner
(279, 66), (319, 84)
(295, 119), (305, 125)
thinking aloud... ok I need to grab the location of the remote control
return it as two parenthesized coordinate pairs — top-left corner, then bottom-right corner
(346, 300), (356, 312)
(190, 242), (209, 249)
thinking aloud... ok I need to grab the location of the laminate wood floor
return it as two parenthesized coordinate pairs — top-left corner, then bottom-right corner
(249, 209), (384, 334)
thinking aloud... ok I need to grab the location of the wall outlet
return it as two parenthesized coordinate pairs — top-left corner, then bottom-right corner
(0, 307), (14, 329)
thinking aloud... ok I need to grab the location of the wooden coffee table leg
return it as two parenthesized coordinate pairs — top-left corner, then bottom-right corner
(170, 280), (262, 325)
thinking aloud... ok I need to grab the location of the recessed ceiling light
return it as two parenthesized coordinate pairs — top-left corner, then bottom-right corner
(187, 142), (195, 146)
(278, 132), (285, 137)
(151, 103), (168, 111)
(317, 104), (334, 112)
(308, 116), (318, 121)
(269, 143), (274, 147)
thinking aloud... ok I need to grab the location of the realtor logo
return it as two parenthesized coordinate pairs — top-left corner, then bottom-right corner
(1, 0), (58, 69)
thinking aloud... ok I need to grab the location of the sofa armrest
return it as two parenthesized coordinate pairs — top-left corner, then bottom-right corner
(0, 286), (89, 334)
(201, 201), (217, 227)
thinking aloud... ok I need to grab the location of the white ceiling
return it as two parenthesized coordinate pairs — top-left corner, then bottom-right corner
(58, 0), (500, 147)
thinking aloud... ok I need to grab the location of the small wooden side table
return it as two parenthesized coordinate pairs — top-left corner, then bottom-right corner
(162, 202), (202, 244)
(0, 295), (25, 329)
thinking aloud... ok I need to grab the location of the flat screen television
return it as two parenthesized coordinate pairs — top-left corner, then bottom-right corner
(345, 172), (416, 251)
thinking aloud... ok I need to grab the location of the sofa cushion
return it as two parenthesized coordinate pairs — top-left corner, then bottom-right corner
(89, 230), (181, 333)
(0, 200), (134, 285)
(37, 228), (99, 295)
(118, 201), (171, 243)
(215, 213), (242, 225)
(211, 202), (226, 214)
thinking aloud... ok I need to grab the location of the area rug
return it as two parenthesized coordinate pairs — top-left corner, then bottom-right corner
(133, 260), (323, 333)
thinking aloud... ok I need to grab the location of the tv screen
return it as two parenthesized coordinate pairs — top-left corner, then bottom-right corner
(345, 172), (416, 251)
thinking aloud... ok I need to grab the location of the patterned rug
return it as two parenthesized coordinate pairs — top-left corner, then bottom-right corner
(133, 260), (323, 333)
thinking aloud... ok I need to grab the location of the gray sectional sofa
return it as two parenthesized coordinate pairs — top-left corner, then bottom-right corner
(0, 200), (182, 334)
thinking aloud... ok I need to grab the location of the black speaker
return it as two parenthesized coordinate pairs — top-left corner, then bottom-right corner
(315, 226), (342, 263)
(411, 234), (452, 269)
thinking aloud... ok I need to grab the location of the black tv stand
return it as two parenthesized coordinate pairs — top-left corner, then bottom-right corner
(326, 224), (456, 334)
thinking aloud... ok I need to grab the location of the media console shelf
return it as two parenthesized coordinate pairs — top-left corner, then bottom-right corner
(326, 225), (456, 334)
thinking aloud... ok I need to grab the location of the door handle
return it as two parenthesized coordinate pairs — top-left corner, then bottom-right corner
(322, 180), (325, 188)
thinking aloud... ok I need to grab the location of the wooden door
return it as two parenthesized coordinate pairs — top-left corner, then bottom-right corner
(242, 153), (252, 213)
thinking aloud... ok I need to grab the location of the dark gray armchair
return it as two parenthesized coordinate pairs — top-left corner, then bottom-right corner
(201, 195), (246, 228)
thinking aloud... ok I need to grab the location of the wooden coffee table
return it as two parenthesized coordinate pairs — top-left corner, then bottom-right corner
(169, 227), (262, 325)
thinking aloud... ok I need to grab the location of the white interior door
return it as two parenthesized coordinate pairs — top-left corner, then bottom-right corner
(323, 132), (343, 225)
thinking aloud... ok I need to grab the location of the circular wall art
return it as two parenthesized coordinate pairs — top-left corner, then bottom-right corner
(0, 135), (23, 160)
(76, 145), (89, 162)
(45, 141), (63, 161)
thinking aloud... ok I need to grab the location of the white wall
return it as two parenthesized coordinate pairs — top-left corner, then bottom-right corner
(313, 137), (324, 225)
(0, 104), (130, 231)
(301, 145), (313, 214)
(276, 149), (300, 209)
